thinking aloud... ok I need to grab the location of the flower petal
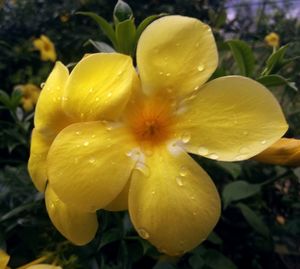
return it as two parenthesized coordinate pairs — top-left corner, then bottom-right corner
(128, 146), (221, 256)
(45, 185), (98, 245)
(136, 15), (218, 99)
(26, 265), (62, 269)
(63, 53), (138, 121)
(175, 76), (288, 161)
(34, 62), (73, 137)
(104, 179), (130, 211)
(0, 250), (10, 269)
(47, 121), (137, 212)
(28, 129), (53, 192)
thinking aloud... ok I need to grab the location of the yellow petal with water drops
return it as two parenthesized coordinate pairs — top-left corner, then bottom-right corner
(45, 185), (98, 245)
(63, 53), (138, 121)
(34, 62), (73, 137)
(175, 76), (288, 161)
(28, 129), (53, 192)
(0, 249), (10, 269)
(136, 15), (218, 99)
(104, 179), (130, 211)
(128, 147), (221, 256)
(47, 121), (137, 212)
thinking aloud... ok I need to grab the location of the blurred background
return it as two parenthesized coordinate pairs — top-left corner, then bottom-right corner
(0, 1), (299, 269)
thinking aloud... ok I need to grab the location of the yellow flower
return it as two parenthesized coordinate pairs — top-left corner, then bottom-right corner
(18, 84), (40, 112)
(253, 138), (300, 166)
(264, 32), (280, 48)
(28, 16), (287, 256)
(60, 14), (70, 23)
(0, 249), (10, 269)
(33, 35), (57, 62)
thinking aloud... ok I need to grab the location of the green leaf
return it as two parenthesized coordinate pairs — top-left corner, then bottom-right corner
(222, 180), (261, 208)
(136, 14), (167, 42)
(226, 40), (255, 77)
(217, 162), (242, 179)
(236, 203), (270, 238)
(0, 90), (10, 107)
(113, 0), (133, 23)
(98, 228), (122, 249)
(204, 249), (237, 269)
(207, 231), (223, 245)
(87, 39), (115, 53)
(10, 89), (23, 108)
(257, 74), (298, 92)
(189, 254), (205, 269)
(262, 45), (288, 75)
(76, 12), (117, 48)
(115, 18), (136, 56)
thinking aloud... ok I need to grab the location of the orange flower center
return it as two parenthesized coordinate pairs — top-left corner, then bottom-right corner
(126, 95), (176, 146)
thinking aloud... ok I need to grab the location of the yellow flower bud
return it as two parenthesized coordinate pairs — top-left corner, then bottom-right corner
(253, 138), (300, 166)
(264, 32), (280, 48)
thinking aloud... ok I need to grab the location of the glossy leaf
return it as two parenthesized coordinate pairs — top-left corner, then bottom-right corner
(222, 180), (261, 208)
(236, 203), (270, 238)
(115, 18), (136, 55)
(227, 40), (255, 77)
(257, 74), (298, 92)
(76, 12), (117, 47)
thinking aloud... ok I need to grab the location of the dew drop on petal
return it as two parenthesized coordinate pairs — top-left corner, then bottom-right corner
(181, 132), (191, 143)
(176, 176), (184, 186)
(207, 153), (219, 160)
(239, 147), (250, 154)
(75, 131), (81, 135)
(197, 64), (205, 72)
(83, 141), (89, 146)
(40, 82), (45, 88)
(95, 97), (99, 101)
(89, 87), (94, 93)
(235, 154), (248, 161)
(138, 228), (150, 239)
(179, 166), (188, 177)
(198, 146), (209, 156)
(159, 71), (164, 76)
(88, 157), (96, 164)
(242, 130), (249, 136)
(135, 162), (150, 177)
(166, 72), (171, 77)
(107, 92), (112, 98)
(261, 140), (267, 145)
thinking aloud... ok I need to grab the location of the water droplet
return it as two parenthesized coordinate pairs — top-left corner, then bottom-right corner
(135, 162), (150, 177)
(88, 157), (96, 164)
(181, 132), (191, 143)
(83, 141), (89, 146)
(242, 131), (249, 135)
(138, 228), (150, 239)
(117, 70), (123, 76)
(107, 92), (112, 98)
(151, 190), (156, 195)
(235, 154), (248, 161)
(261, 140), (267, 145)
(159, 71), (164, 75)
(197, 64), (205, 72)
(91, 134), (96, 138)
(179, 166), (188, 177)
(207, 153), (219, 160)
(198, 146), (209, 156)
(40, 82), (45, 88)
(176, 176), (184, 186)
(89, 87), (94, 93)
(80, 112), (85, 118)
(190, 195), (195, 200)
(95, 97), (100, 101)
(194, 85), (200, 91)
(166, 72), (171, 77)
(49, 202), (55, 209)
(75, 131), (81, 135)
(62, 96), (68, 101)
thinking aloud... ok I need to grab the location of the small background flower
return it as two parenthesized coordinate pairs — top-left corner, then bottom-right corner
(33, 35), (57, 62)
